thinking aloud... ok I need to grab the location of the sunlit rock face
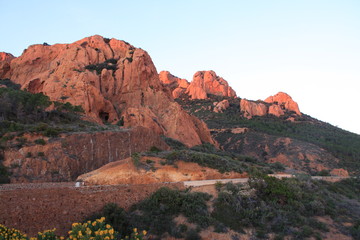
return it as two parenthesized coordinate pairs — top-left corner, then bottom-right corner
(240, 92), (301, 119)
(159, 70), (189, 98)
(0, 35), (215, 147)
(186, 70), (237, 99)
(240, 99), (268, 118)
(265, 92), (301, 115)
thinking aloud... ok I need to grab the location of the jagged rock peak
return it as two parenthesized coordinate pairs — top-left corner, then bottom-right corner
(186, 70), (237, 99)
(0, 52), (15, 61)
(159, 71), (189, 98)
(265, 92), (301, 115)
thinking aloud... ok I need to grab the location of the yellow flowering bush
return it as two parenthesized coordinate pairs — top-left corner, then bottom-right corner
(68, 217), (116, 240)
(0, 218), (146, 240)
(121, 228), (146, 240)
(0, 224), (28, 240)
(36, 229), (57, 240)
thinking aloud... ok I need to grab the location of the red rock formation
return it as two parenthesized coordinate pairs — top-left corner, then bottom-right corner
(186, 70), (236, 99)
(330, 168), (349, 177)
(268, 104), (284, 117)
(0, 52), (15, 76)
(0, 52), (15, 61)
(240, 92), (301, 118)
(265, 92), (301, 115)
(240, 99), (267, 119)
(159, 71), (189, 98)
(0, 35), (215, 147)
(213, 99), (230, 113)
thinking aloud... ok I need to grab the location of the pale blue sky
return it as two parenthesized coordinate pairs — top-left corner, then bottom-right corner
(1, 0), (360, 134)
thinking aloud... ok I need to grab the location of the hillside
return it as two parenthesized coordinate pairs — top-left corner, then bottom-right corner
(176, 94), (360, 175)
(1, 36), (360, 240)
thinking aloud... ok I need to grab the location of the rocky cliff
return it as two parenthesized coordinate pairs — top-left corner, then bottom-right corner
(0, 35), (215, 147)
(3, 127), (169, 182)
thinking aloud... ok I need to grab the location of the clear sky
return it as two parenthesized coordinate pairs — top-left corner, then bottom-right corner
(1, 0), (360, 134)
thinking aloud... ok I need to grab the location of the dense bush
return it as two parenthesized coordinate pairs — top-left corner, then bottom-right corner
(211, 177), (360, 239)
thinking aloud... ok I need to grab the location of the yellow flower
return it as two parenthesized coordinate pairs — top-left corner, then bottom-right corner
(142, 230), (147, 235)
(133, 228), (137, 232)
(106, 224), (111, 229)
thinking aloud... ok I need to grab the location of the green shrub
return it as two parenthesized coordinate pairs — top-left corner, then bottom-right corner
(131, 153), (141, 168)
(149, 146), (161, 153)
(34, 138), (46, 145)
(0, 163), (10, 184)
(44, 128), (60, 137)
(185, 229), (201, 240)
(38, 152), (45, 157)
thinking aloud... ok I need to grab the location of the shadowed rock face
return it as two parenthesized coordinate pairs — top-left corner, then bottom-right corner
(0, 35), (215, 147)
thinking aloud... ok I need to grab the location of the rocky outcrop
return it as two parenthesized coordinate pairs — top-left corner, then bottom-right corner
(213, 99), (230, 113)
(240, 92), (301, 119)
(265, 92), (301, 115)
(0, 52), (15, 61)
(77, 156), (246, 185)
(268, 104), (285, 117)
(240, 99), (267, 118)
(186, 71), (236, 99)
(330, 168), (349, 177)
(0, 52), (15, 76)
(3, 127), (169, 182)
(159, 71), (189, 98)
(0, 35), (215, 147)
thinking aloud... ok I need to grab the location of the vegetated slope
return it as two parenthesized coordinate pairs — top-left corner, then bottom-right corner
(176, 95), (360, 175)
(87, 176), (360, 240)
